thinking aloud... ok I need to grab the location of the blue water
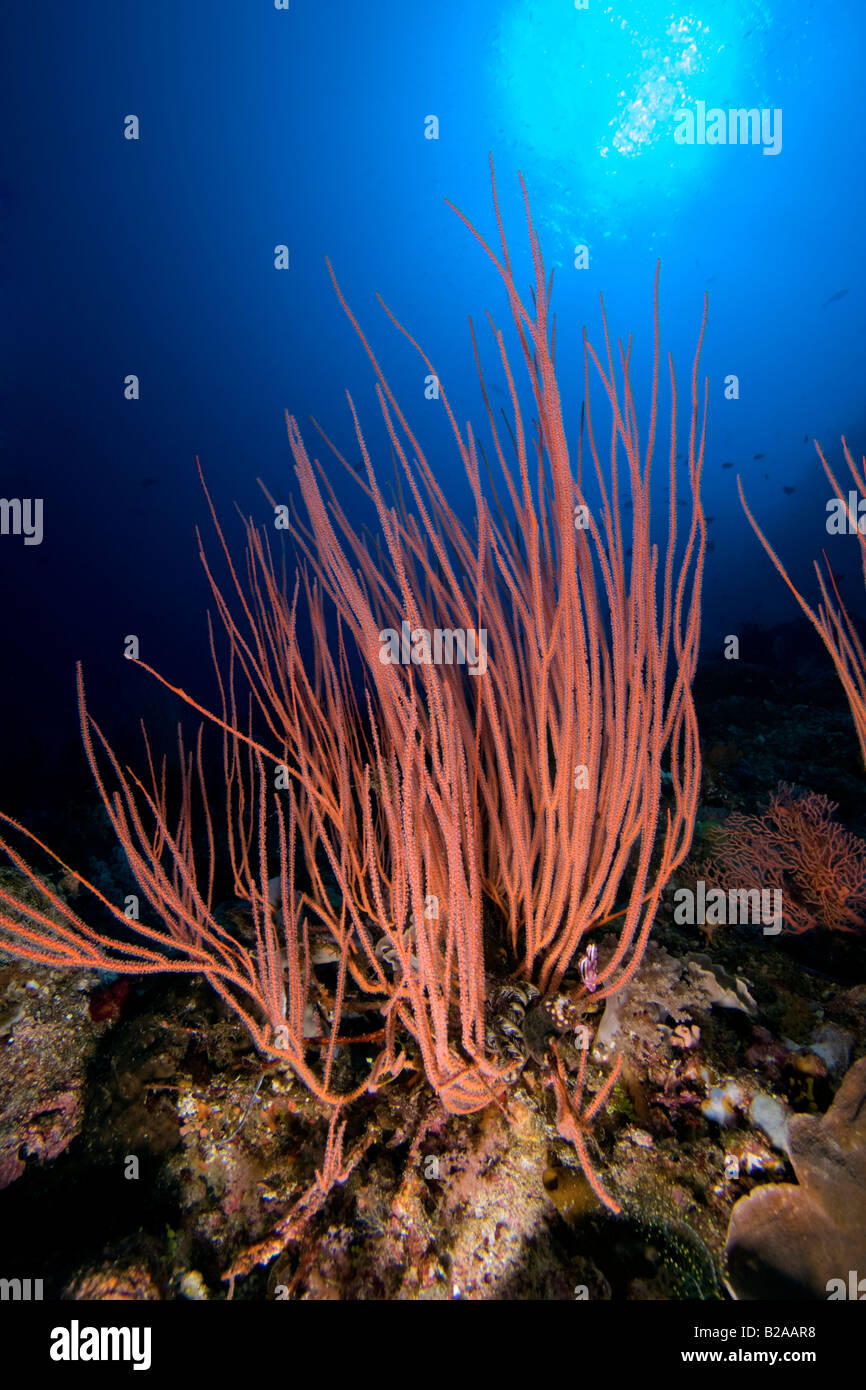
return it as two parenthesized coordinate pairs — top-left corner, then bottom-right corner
(1, 0), (864, 802)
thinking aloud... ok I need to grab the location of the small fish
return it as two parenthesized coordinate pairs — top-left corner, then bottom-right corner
(783, 485), (796, 495)
(707, 540), (716, 552)
(822, 288), (849, 308)
(625, 499), (633, 509)
(489, 382), (506, 397)
(722, 461), (733, 469)
(705, 515), (715, 523)
(803, 434), (809, 443)
(753, 453), (765, 459)
(764, 473), (769, 479)
(705, 275), (717, 284)
(677, 499), (686, 508)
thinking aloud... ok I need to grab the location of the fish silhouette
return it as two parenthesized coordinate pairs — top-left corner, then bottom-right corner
(753, 453), (765, 459)
(722, 461), (733, 469)
(822, 289), (849, 308)
(783, 486), (796, 495)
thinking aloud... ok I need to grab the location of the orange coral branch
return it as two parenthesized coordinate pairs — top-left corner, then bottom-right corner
(549, 1040), (624, 1214)
(0, 166), (706, 1147)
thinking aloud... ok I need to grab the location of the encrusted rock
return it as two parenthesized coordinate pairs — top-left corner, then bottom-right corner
(725, 1056), (866, 1298)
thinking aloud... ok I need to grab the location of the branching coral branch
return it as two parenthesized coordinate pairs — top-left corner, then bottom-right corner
(548, 1039), (624, 1214)
(739, 438), (866, 768)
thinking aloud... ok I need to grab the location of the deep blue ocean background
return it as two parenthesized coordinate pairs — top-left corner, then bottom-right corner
(1, 0), (864, 817)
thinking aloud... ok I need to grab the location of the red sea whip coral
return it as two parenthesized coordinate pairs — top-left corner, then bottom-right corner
(0, 164), (708, 1213)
